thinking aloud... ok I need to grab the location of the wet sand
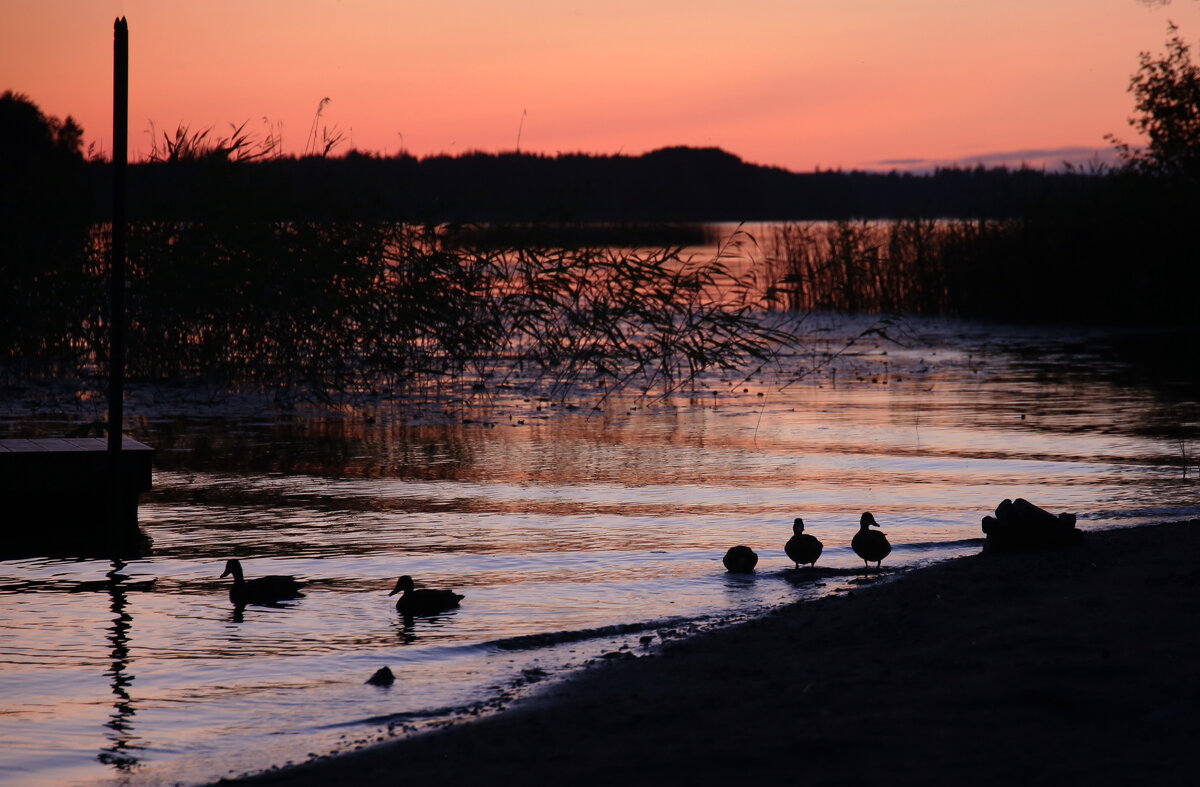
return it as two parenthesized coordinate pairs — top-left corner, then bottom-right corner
(222, 520), (1200, 786)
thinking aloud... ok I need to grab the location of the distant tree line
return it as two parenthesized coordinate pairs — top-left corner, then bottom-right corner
(77, 145), (1097, 225)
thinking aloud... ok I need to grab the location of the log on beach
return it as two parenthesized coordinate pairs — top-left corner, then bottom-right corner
(224, 520), (1200, 787)
(981, 497), (1082, 553)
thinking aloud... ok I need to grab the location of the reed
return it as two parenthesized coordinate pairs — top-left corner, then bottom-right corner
(146, 120), (276, 163)
(765, 218), (1040, 318)
(67, 220), (791, 408)
(767, 219), (943, 313)
(764, 169), (1200, 326)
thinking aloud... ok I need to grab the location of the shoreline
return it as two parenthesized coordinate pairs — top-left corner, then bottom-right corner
(218, 520), (1200, 786)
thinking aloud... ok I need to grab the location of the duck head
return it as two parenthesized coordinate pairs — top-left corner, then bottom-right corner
(792, 517), (805, 534)
(860, 512), (879, 529)
(220, 559), (243, 580)
(388, 575), (415, 596)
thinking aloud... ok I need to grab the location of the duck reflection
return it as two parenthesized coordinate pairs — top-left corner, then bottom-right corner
(394, 606), (463, 636)
(392, 606), (463, 644)
(391, 617), (419, 645)
(97, 559), (144, 771)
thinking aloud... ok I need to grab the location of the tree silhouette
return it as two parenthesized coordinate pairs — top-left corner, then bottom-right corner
(0, 91), (93, 370)
(1109, 23), (1200, 179)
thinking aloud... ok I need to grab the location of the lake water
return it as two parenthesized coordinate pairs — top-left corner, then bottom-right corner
(1, 312), (1197, 786)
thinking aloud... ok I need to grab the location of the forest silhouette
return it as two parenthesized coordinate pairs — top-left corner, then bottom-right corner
(93, 144), (1091, 224)
(3, 21), (1199, 402)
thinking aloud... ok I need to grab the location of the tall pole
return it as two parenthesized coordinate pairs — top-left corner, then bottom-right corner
(109, 17), (128, 456)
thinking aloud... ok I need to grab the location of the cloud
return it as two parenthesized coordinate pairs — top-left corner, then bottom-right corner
(873, 146), (1123, 172)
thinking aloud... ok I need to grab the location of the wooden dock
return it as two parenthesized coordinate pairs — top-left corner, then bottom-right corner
(0, 437), (154, 557)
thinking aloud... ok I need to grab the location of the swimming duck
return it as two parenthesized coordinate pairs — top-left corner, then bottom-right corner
(220, 559), (304, 605)
(851, 512), (892, 570)
(784, 518), (823, 568)
(722, 545), (758, 573)
(389, 575), (463, 616)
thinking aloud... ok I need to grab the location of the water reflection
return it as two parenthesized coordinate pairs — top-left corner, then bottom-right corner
(394, 607), (463, 638)
(98, 559), (143, 772)
(392, 618), (418, 646)
(122, 324), (1199, 494)
(229, 598), (305, 624)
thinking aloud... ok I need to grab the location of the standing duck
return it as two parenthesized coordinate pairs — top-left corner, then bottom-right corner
(220, 559), (305, 605)
(389, 575), (463, 616)
(852, 512), (892, 571)
(784, 517), (823, 568)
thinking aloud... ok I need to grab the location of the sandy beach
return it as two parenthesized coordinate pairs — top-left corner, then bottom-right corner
(221, 520), (1200, 786)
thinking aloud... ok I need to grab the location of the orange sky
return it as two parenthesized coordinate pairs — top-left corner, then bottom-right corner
(4, 0), (1200, 171)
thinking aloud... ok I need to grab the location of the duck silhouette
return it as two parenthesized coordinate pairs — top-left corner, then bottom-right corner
(389, 575), (463, 616)
(852, 512), (892, 571)
(722, 545), (758, 573)
(784, 518), (823, 568)
(220, 559), (304, 605)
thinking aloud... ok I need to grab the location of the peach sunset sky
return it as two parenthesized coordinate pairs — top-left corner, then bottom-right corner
(4, 0), (1200, 171)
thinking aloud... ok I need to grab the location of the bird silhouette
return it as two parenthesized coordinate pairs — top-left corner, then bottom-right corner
(389, 575), (463, 616)
(220, 559), (304, 605)
(722, 545), (758, 573)
(784, 517), (823, 568)
(851, 512), (892, 571)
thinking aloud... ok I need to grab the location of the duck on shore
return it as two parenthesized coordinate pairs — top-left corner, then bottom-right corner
(722, 545), (758, 573)
(389, 575), (463, 616)
(220, 559), (304, 605)
(784, 518), (823, 568)
(851, 512), (892, 571)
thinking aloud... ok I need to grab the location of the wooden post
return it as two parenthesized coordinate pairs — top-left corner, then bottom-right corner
(106, 17), (129, 531)
(109, 18), (127, 456)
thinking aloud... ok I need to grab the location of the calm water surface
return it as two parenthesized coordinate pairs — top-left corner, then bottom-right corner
(1, 315), (1197, 786)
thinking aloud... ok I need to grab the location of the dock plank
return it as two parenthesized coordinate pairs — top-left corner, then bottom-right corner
(0, 437), (153, 453)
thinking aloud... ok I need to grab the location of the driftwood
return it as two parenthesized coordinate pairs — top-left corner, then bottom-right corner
(981, 498), (1082, 553)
